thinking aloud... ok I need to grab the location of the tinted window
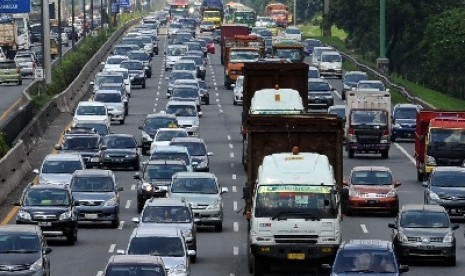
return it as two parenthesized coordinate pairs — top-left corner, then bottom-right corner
(431, 170), (465, 187)
(171, 177), (218, 194)
(393, 107), (417, 120)
(171, 141), (206, 156)
(333, 249), (397, 273)
(75, 123), (109, 136)
(172, 88), (198, 98)
(62, 136), (100, 150)
(400, 210), (449, 228)
(344, 73), (367, 84)
(143, 164), (187, 180)
(0, 234), (40, 252)
(351, 171), (392, 185)
(103, 136), (136, 149)
(42, 160), (82, 173)
(142, 206), (192, 223)
(71, 176), (114, 192)
(24, 188), (70, 206)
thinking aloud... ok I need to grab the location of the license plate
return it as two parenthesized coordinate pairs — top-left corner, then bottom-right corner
(368, 200), (378, 204)
(38, 222), (51, 226)
(84, 214), (98, 219)
(418, 245), (433, 250)
(287, 253), (305, 260)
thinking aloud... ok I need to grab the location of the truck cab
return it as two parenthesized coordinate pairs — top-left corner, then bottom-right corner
(224, 46), (260, 89)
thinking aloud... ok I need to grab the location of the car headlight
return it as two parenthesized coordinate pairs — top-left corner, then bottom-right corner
(429, 191), (440, 201)
(427, 155), (436, 166)
(349, 188), (362, 198)
(142, 182), (153, 192)
(206, 199), (221, 210)
(29, 258), (43, 271)
(193, 120), (199, 126)
(385, 189), (397, 198)
(443, 232), (454, 243)
(141, 131), (153, 141)
(398, 232), (408, 242)
(394, 122), (402, 129)
(90, 156), (100, 162)
(182, 229), (193, 239)
(18, 210), (31, 220)
(59, 210), (72, 220)
(103, 197), (117, 206)
(169, 264), (187, 274)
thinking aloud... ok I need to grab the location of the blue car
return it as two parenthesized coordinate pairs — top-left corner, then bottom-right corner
(391, 104), (422, 142)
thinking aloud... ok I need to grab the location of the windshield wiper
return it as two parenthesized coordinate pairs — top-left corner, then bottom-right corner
(342, 269), (375, 273)
(0, 249), (39, 253)
(271, 211), (320, 221)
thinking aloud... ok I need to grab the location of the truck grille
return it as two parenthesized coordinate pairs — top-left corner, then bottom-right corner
(274, 235), (319, 244)
(356, 135), (381, 144)
(33, 214), (57, 220)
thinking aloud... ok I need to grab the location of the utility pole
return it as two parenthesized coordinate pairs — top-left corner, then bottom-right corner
(376, 0), (389, 73)
(43, 0), (52, 85)
(322, 0), (331, 37)
(83, 0), (86, 37)
(72, 0), (75, 47)
(58, 0), (62, 61)
(293, 0), (296, 26)
(90, 0), (94, 30)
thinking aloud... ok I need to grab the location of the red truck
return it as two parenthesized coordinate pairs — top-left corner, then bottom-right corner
(415, 111), (465, 181)
(265, 3), (291, 27)
(220, 24), (249, 64)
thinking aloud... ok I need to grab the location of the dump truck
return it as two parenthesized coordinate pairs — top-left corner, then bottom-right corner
(200, 0), (224, 28)
(265, 3), (291, 27)
(243, 114), (344, 275)
(0, 18), (18, 59)
(223, 34), (265, 89)
(220, 24), (249, 62)
(415, 111), (465, 181)
(345, 90), (391, 159)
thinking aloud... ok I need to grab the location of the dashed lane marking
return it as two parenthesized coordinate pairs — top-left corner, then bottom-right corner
(361, 224), (368, 234)
(232, 174), (236, 180)
(233, 246), (239, 255)
(233, 201), (238, 211)
(393, 143), (416, 164)
(233, 222), (239, 232)
(108, 244), (116, 253)
(125, 200), (131, 209)
(118, 221), (124, 230)
(230, 152), (234, 158)
(232, 186), (237, 193)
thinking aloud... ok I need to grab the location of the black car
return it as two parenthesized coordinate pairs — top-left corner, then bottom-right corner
(70, 169), (123, 228)
(139, 113), (179, 155)
(0, 225), (52, 276)
(128, 50), (152, 78)
(15, 184), (78, 245)
(308, 78), (335, 109)
(342, 71), (368, 100)
(389, 204), (458, 265)
(112, 45), (136, 56)
(120, 60), (146, 88)
(54, 127), (102, 168)
(170, 137), (213, 172)
(100, 134), (140, 170)
(198, 80), (210, 105)
(63, 26), (79, 41)
(134, 160), (188, 213)
(391, 103), (420, 142)
(423, 166), (465, 219)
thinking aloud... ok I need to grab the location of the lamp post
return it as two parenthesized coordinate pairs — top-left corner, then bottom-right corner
(42, 0), (52, 85)
(72, 0), (75, 47)
(58, 0), (62, 61)
(293, 0), (296, 26)
(83, 0), (86, 37)
(90, 0), (94, 30)
(376, 0), (389, 73)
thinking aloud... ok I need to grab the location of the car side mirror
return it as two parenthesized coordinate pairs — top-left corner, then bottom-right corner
(394, 181), (401, 187)
(117, 186), (123, 192)
(421, 181), (428, 187)
(221, 187), (229, 194)
(131, 217), (140, 224)
(207, 152), (213, 156)
(187, 250), (196, 256)
(133, 173), (141, 180)
(44, 247), (52, 254)
(321, 264), (331, 272)
(54, 144), (62, 150)
(198, 111), (203, 117)
(452, 223), (459, 230)
(138, 126), (143, 130)
(399, 264), (409, 273)
(116, 249), (125, 255)
(388, 222), (397, 229)
(33, 169), (39, 175)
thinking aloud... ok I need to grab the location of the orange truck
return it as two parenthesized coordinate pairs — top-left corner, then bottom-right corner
(415, 111), (465, 181)
(265, 3), (292, 27)
(223, 34), (265, 89)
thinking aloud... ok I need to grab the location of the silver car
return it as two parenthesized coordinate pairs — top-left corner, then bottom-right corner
(93, 90), (126, 124)
(34, 153), (85, 185)
(165, 101), (201, 136)
(168, 172), (228, 232)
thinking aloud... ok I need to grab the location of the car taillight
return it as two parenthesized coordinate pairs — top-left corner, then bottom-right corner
(348, 127), (355, 135)
(16, 67), (20, 73)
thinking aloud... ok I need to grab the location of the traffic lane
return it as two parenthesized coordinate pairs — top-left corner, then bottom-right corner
(0, 79), (33, 122)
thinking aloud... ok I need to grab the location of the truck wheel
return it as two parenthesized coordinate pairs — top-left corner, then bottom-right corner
(247, 241), (253, 273)
(120, 119), (125, 125)
(253, 257), (265, 276)
(381, 150), (389, 159)
(348, 149), (354, 158)
(417, 171), (424, 182)
(142, 81), (146, 89)
(224, 77), (230, 89)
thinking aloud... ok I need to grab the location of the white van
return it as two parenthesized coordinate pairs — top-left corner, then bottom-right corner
(311, 46), (333, 67)
(318, 51), (343, 78)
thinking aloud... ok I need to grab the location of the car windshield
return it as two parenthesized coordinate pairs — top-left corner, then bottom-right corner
(143, 164), (187, 180)
(431, 171), (465, 187)
(103, 136), (136, 149)
(71, 176), (114, 192)
(394, 107), (417, 120)
(255, 185), (337, 219)
(308, 81), (330, 92)
(0, 234), (40, 253)
(275, 49), (302, 62)
(128, 52), (150, 61)
(120, 62), (144, 70)
(171, 142), (206, 156)
(95, 75), (124, 86)
(155, 130), (188, 142)
(15, 56), (31, 62)
(144, 118), (177, 130)
(76, 105), (106, 115)
(174, 63), (196, 71)
(62, 136), (99, 150)
(345, 73), (367, 84)
(332, 249), (397, 273)
(286, 29), (300, 34)
(351, 171), (392, 185)
(107, 57), (126, 65)
(94, 93), (121, 103)
(75, 123), (108, 136)
(172, 88), (198, 98)
(142, 206), (192, 223)
(150, 152), (190, 165)
(24, 189), (70, 206)
(171, 177), (218, 194)
(400, 211), (449, 228)
(321, 54), (341, 62)
(229, 50), (260, 63)
(42, 160), (82, 174)
(166, 105), (197, 117)
(128, 236), (184, 257)
(351, 110), (388, 126)
(105, 264), (165, 276)
(168, 47), (187, 56)
(358, 82), (385, 91)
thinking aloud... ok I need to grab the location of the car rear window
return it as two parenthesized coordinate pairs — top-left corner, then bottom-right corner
(0, 62), (17, 69)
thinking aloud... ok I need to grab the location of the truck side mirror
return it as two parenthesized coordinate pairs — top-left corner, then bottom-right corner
(242, 185), (249, 200)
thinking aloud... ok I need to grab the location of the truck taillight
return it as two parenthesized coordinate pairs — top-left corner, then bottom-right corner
(348, 127), (354, 135)
(383, 128), (389, 136)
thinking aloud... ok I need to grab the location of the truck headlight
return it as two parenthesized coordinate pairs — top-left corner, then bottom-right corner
(429, 191), (440, 201)
(29, 258), (43, 271)
(103, 197), (117, 206)
(427, 155), (436, 166)
(348, 134), (357, 143)
(18, 210), (31, 220)
(381, 135), (390, 143)
(142, 183), (153, 192)
(443, 232), (453, 243)
(59, 210), (72, 220)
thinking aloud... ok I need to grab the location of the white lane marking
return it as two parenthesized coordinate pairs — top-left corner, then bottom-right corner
(131, 184), (136, 191)
(215, 93), (219, 97)
(118, 221), (124, 230)
(230, 152), (234, 158)
(213, 82), (217, 86)
(233, 201), (238, 211)
(233, 222), (239, 232)
(219, 109), (223, 113)
(215, 87), (218, 90)
(232, 186), (237, 193)
(153, 108), (156, 112)
(155, 97), (158, 101)
(233, 246), (239, 255)
(227, 135), (231, 140)
(157, 86), (160, 90)
(333, 90), (342, 99)
(108, 244), (116, 253)
(125, 200), (131, 209)
(361, 224), (368, 234)
(232, 174), (236, 180)
(156, 91), (159, 95)
(96, 271), (103, 276)
(229, 143), (233, 149)
(230, 274), (236, 276)
(393, 143), (416, 164)
(217, 104), (221, 107)
(216, 98), (220, 102)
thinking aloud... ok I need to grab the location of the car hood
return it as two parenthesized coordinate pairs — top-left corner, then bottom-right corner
(161, 256), (186, 270)
(139, 222), (192, 232)
(400, 227), (450, 238)
(103, 148), (137, 155)
(21, 206), (70, 216)
(72, 191), (115, 201)
(128, 69), (144, 75)
(351, 185), (393, 194)
(74, 115), (108, 122)
(431, 186), (465, 200)
(39, 173), (73, 185)
(170, 193), (220, 205)
(394, 119), (415, 127)
(332, 272), (398, 276)
(0, 254), (40, 266)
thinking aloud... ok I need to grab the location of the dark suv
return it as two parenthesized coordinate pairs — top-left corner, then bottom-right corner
(134, 160), (188, 213)
(0, 225), (52, 275)
(15, 184), (79, 245)
(55, 127), (102, 168)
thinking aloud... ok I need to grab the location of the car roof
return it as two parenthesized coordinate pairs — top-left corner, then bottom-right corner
(44, 153), (82, 161)
(351, 166), (391, 173)
(152, 145), (188, 153)
(108, 254), (164, 265)
(171, 137), (204, 143)
(0, 225), (41, 235)
(132, 226), (182, 237)
(341, 239), (392, 250)
(167, 100), (197, 107)
(345, 71), (367, 75)
(28, 183), (70, 191)
(77, 101), (106, 107)
(145, 197), (189, 207)
(156, 127), (186, 132)
(401, 204), (446, 213)
(145, 113), (177, 119)
(173, 172), (215, 179)
(74, 169), (113, 177)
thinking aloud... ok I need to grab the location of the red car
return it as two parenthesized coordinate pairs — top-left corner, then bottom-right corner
(198, 36), (215, 54)
(342, 166), (400, 216)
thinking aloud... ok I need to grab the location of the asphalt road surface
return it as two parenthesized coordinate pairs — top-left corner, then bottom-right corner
(0, 27), (464, 276)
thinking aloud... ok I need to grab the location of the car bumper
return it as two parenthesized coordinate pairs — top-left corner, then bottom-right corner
(392, 128), (415, 139)
(76, 206), (119, 222)
(17, 219), (77, 237)
(131, 77), (145, 85)
(192, 209), (222, 224)
(108, 111), (124, 121)
(101, 156), (138, 167)
(20, 68), (34, 75)
(320, 69), (342, 77)
(396, 242), (455, 260)
(139, 188), (168, 200)
(0, 75), (21, 83)
(347, 197), (398, 212)
(250, 243), (338, 261)
(308, 99), (333, 108)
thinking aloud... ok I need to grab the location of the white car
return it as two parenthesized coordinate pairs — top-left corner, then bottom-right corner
(165, 45), (188, 71)
(318, 51), (343, 78)
(283, 27), (302, 41)
(149, 127), (189, 155)
(232, 75), (244, 105)
(73, 101), (110, 127)
(101, 55), (129, 71)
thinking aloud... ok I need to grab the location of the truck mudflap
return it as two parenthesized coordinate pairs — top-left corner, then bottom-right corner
(250, 243), (338, 261)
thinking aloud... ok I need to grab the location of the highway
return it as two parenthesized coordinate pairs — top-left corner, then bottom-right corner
(0, 27), (464, 276)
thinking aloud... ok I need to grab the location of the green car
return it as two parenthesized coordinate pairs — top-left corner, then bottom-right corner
(0, 60), (22, 85)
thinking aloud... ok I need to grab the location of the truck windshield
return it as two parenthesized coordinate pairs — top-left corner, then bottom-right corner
(229, 50), (260, 63)
(255, 185), (337, 219)
(351, 110), (387, 126)
(274, 49), (302, 63)
(430, 129), (465, 146)
(204, 11), (221, 18)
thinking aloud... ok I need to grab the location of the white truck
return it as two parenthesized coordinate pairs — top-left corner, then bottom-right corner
(249, 88), (305, 115)
(248, 148), (341, 275)
(345, 90), (392, 159)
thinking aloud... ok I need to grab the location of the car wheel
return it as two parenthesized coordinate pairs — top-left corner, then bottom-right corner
(348, 149), (355, 158)
(381, 150), (389, 159)
(447, 256), (456, 266)
(111, 216), (120, 228)
(66, 228), (77, 245)
(206, 99), (210, 105)
(253, 257), (265, 276)
(190, 254), (197, 263)
(18, 80), (22, 85)
(137, 200), (144, 214)
(120, 119), (125, 125)
(142, 81), (146, 89)
(214, 222), (223, 232)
